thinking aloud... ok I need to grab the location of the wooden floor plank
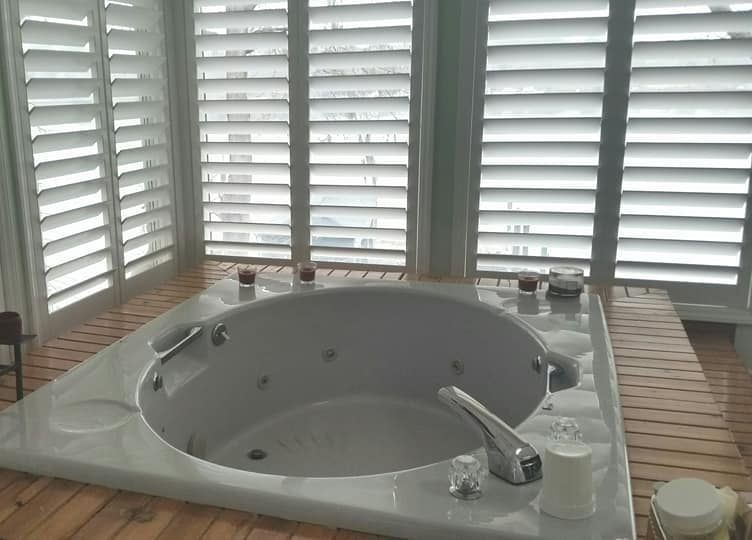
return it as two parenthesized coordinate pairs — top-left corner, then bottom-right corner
(618, 384), (717, 404)
(70, 491), (153, 540)
(73, 323), (133, 339)
(617, 375), (713, 393)
(247, 515), (300, 540)
(611, 339), (695, 354)
(112, 497), (184, 540)
(60, 330), (121, 346)
(619, 395), (721, 415)
(200, 508), (256, 540)
(617, 365), (706, 381)
(85, 318), (142, 332)
(292, 522), (338, 540)
(25, 484), (117, 540)
(0, 478), (84, 538)
(0, 474), (49, 524)
(156, 502), (220, 539)
(621, 407), (727, 429)
(27, 347), (91, 363)
(43, 338), (106, 354)
(627, 447), (748, 475)
(624, 419), (735, 443)
(629, 463), (750, 491)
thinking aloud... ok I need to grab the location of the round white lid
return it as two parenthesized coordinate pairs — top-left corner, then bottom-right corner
(655, 478), (722, 535)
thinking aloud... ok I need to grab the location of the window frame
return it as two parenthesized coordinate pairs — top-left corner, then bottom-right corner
(184, 0), (437, 274)
(0, 0), (181, 340)
(457, 0), (752, 314)
(2, 0), (750, 343)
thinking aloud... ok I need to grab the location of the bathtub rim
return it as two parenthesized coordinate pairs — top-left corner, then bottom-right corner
(0, 275), (635, 540)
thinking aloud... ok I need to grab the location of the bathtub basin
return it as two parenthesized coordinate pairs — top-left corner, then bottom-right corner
(0, 276), (634, 539)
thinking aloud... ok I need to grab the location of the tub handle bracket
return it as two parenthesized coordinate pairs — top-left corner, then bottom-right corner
(156, 325), (204, 365)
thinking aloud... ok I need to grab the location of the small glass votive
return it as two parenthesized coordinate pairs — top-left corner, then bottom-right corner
(237, 265), (256, 287)
(518, 271), (540, 294)
(548, 266), (584, 297)
(298, 261), (317, 283)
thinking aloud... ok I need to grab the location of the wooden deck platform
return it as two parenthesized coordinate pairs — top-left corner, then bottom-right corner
(0, 261), (749, 539)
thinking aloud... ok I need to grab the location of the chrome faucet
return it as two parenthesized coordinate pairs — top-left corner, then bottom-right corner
(438, 386), (542, 484)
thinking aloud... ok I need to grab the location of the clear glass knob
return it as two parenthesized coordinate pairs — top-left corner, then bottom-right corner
(549, 417), (582, 442)
(449, 455), (485, 500)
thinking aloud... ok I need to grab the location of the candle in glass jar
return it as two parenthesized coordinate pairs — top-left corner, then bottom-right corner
(548, 267), (584, 297)
(298, 261), (317, 283)
(238, 265), (256, 287)
(518, 271), (540, 294)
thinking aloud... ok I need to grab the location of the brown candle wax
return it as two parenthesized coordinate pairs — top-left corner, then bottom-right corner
(517, 272), (540, 293)
(298, 262), (317, 282)
(238, 266), (256, 286)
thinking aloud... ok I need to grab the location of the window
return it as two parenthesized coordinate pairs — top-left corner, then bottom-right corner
(8, 0), (175, 330)
(464, 0), (752, 308)
(194, 0), (293, 261)
(308, 0), (413, 267)
(3, 0), (751, 337)
(19, 0), (117, 314)
(616, 0), (751, 287)
(106, 0), (176, 282)
(192, 0), (424, 270)
(471, 0), (610, 276)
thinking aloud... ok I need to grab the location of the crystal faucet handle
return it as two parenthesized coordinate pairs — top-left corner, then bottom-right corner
(549, 416), (582, 441)
(449, 455), (486, 500)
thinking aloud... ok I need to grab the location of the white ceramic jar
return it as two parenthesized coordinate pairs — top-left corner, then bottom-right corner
(654, 478), (728, 540)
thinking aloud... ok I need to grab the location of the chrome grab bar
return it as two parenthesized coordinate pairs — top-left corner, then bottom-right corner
(156, 325), (203, 365)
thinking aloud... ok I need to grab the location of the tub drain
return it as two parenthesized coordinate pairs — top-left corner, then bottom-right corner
(248, 448), (267, 460)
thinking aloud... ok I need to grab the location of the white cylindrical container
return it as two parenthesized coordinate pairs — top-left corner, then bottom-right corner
(654, 478), (725, 539)
(540, 440), (595, 520)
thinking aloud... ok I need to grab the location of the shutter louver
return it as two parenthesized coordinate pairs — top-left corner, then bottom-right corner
(475, 0), (609, 275)
(105, 0), (176, 279)
(308, 0), (412, 267)
(19, 0), (115, 313)
(194, 0), (292, 260)
(616, 1), (751, 285)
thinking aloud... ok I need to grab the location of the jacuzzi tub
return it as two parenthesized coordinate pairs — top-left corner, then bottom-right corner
(0, 276), (635, 539)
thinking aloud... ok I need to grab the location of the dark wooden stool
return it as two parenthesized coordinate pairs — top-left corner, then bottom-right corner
(0, 334), (35, 401)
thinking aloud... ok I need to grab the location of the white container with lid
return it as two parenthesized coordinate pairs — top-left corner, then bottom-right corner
(540, 417), (595, 520)
(654, 478), (725, 539)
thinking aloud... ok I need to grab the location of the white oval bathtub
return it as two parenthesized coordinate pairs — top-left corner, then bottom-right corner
(139, 286), (551, 478)
(0, 276), (634, 540)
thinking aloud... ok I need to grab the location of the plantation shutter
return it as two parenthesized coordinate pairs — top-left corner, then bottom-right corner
(616, 0), (752, 285)
(307, 0), (413, 267)
(194, 0), (292, 260)
(474, 0), (610, 275)
(18, 0), (117, 313)
(105, 0), (177, 281)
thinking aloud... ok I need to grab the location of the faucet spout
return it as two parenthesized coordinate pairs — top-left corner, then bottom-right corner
(438, 386), (542, 484)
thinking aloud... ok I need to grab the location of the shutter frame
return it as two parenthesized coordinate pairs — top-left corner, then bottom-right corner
(103, 0), (177, 288)
(193, 0), (293, 262)
(472, 0), (611, 276)
(306, 0), (417, 268)
(615, 1), (752, 288)
(15, 0), (121, 318)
